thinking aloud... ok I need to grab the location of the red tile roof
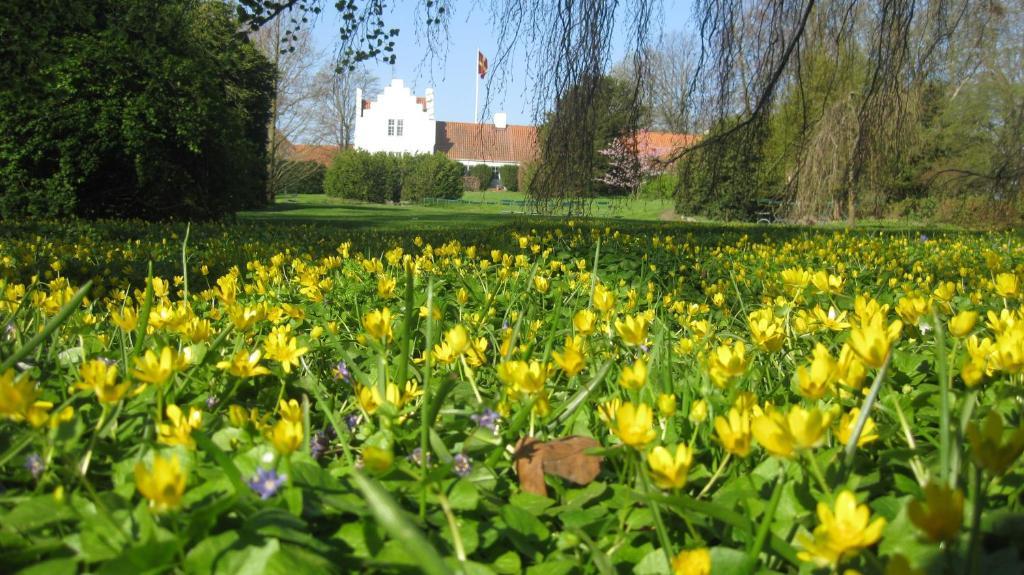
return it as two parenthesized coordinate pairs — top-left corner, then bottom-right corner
(289, 144), (341, 166)
(436, 121), (538, 164)
(633, 131), (700, 161)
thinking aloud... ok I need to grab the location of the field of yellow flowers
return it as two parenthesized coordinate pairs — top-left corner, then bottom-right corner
(1, 219), (1023, 574)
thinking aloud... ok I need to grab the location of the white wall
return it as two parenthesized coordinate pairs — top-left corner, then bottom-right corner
(353, 79), (436, 155)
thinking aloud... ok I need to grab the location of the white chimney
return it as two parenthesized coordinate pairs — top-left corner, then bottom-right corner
(355, 87), (363, 117)
(494, 112), (507, 129)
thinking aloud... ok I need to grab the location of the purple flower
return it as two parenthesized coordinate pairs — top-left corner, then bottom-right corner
(206, 396), (220, 410)
(248, 468), (287, 500)
(920, 234), (929, 242)
(408, 447), (432, 466)
(453, 453), (472, 477)
(97, 356), (117, 367)
(3, 323), (15, 340)
(345, 413), (362, 431)
(310, 428), (333, 459)
(25, 453), (44, 480)
(470, 409), (500, 433)
(333, 361), (352, 383)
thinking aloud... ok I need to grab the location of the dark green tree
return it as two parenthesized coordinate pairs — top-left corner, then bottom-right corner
(0, 0), (274, 220)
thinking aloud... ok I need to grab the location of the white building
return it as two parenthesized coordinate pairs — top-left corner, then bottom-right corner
(353, 79), (539, 177)
(353, 79), (436, 155)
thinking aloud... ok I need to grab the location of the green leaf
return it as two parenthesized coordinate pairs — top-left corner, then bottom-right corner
(633, 548), (670, 575)
(509, 491), (555, 516)
(97, 540), (178, 575)
(350, 471), (450, 575)
(448, 478), (480, 511)
(16, 558), (78, 575)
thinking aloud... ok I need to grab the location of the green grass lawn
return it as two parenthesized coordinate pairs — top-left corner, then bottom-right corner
(237, 193), (676, 230)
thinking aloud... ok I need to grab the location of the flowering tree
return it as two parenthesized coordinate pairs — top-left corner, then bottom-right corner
(596, 136), (659, 197)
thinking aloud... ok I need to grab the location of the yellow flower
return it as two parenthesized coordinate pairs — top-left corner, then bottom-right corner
(615, 314), (649, 346)
(363, 308), (394, 342)
(836, 344), (867, 391)
(110, 305), (139, 332)
(610, 402), (656, 448)
(688, 399), (708, 423)
(497, 360), (549, 396)
(269, 418), (303, 455)
(991, 323), (1024, 374)
(647, 444), (693, 490)
(262, 326), (309, 374)
(836, 408), (878, 447)
(752, 405), (832, 458)
(671, 548), (711, 575)
(796, 490), (886, 568)
(895, 296), (930, 326)
(377, 275), (397, 298)
(618, 357), (648, 390)
(714, 408), (752, 457)
(573, 309), (597, 336)
(994, 272), (1019, 298)
(552, 336), (586, 377)
(593, 284), (615, 315)
(597, 398), (622, 426)
(848, 315), (902, 369)
(780, 267), (812, 294)
(811, 271), (845, 295)
(278, 398), (302, 422)
(907, 482), (963, 543)
(947, 310), (978, 338)
(135, 454), (187, 513)
(465, 337), (489, 367)
(707, 341), (749, 388)
(157, 404), (202, 449)
(131, 347), (187, 386)
(966, 411), (1024, 476)
(0, 369), (39, 422)
(434, 325), (470, 364)
(216, 350), (271, 378)
(748, 308), (785, 352)
(533, 275), (550, 294)
(795, 343), (837, 399)
(657, 393), (677, 418)
(813, 305), (851, 331)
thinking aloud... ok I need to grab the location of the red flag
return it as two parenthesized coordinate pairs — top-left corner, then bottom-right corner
(477, 51), (488, 79)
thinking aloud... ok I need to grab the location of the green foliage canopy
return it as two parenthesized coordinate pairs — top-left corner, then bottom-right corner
(0, 0), (274, 220)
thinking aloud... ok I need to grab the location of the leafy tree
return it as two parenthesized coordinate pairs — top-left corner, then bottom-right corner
(534, 75), (647, 200)
(0, 0), (274, 220)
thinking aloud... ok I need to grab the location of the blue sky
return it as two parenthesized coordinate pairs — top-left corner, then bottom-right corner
(310, 1), (693, 126)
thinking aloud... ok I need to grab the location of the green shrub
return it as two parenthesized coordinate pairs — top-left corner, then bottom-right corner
(469, 164), (494, 189)
(463, 176), (482, 192)
(324, 149), (370, 200)
(499, 165), (519, 191)
(639, 172), (678, 199)
(403, 153), (463, 201)
(277, 161), (326, 195)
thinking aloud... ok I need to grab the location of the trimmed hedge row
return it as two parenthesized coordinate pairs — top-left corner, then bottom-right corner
(324, 149), (463, 203)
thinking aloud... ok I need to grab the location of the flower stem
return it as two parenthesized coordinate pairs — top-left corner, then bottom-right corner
(933, 312), (952, 486)
(419, 278), (435, 522)
(638, 457), (674, 566)
(697, 453), (731, 499)
(806, 451), (832, 498)
(844, 352), (891, 466)
(966, 465), (985, 575)
(747, 469), (786, 566)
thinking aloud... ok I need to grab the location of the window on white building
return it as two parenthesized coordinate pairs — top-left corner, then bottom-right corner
(396, 119), (404, 136)
(387, 119), (395, 136)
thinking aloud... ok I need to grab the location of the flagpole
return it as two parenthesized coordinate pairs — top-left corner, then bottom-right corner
(474, 48), (480, 124)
